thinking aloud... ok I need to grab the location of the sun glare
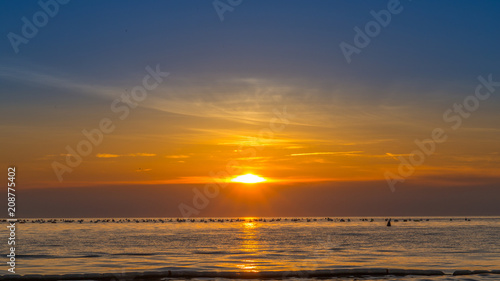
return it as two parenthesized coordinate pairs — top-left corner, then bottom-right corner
(231, 174), (267, 184)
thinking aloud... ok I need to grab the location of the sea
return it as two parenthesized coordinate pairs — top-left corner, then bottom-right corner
(4, 216), (500, 280)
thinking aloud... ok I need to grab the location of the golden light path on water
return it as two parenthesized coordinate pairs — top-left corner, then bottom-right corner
(237, 220), (259, 272)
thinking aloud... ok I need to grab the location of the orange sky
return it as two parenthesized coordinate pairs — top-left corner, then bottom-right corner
(1, 1), (500, 217)
(5, 78), (500, 191)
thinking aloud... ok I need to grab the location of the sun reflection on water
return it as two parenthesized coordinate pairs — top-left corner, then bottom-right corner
(237, 219), (260, 272)
(236, 261), (258, 271)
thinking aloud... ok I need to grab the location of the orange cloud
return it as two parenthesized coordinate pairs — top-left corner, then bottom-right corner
(96, 153), (120, 158)
(290, 151), (364, 156)
(96, 153), (156, 158)
(165, 155), (190, 159)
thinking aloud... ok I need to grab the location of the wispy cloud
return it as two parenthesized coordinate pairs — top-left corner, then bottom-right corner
(0, 65), (117, 99)
(96, 153), (120, 158)
(291, 151), (364, 156)
(165, 155), (190, 159)
(129, 153), (156, 157)
(96, 153), (156, 158)
(285, 145), (305, 149)
(385, 153), (413, 160)
(37, 153), (72, 160)
(135, 168), (152, 172)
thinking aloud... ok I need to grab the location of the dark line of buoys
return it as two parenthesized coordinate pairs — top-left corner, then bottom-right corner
(0, 217), (472, 224)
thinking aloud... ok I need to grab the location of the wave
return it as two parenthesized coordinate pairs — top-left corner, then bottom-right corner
(15, 254), (57, 259)
(15, 254), (102, 259)
(192, 250), (231, 255)
(14, 252), (161, 259)
(110, 252), (159, 256)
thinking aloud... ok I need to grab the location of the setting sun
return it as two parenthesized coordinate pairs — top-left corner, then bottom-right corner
(231, 174), (267, 184)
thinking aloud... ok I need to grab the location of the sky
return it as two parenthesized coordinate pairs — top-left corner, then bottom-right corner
(1, 1), (500, 217)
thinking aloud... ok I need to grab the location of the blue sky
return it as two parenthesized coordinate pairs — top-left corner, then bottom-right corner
(1, 1), (500, 216)
(2, 1), (499, 86)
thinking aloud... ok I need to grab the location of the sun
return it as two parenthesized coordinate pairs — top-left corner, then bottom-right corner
(231, 174), (267, 184)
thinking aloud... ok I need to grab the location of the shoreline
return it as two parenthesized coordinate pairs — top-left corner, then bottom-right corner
(2, 269), (500, 280)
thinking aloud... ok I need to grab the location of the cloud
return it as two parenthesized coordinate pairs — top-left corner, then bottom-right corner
(37, 153), (73, 160)
(96, 153), (120, 158)
(129, 153), (156, 157)
(285, 145), (306, 149)
(385, 153), (413, 160)
(290, 151), (364, 156)
(165, 155), (190, 159)
(0, 65), (116, 99)
(235, 156), (270, 161)
(135, 168), (152, 172)
(96, 153), (156, 158)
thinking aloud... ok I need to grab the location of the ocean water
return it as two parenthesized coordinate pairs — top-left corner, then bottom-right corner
(6, 216), (500, 280)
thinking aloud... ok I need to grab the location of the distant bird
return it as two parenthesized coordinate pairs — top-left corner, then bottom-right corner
(387, 218), (392, 227)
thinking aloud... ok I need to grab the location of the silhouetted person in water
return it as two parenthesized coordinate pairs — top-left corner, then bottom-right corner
(387, 218), (392, 227)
